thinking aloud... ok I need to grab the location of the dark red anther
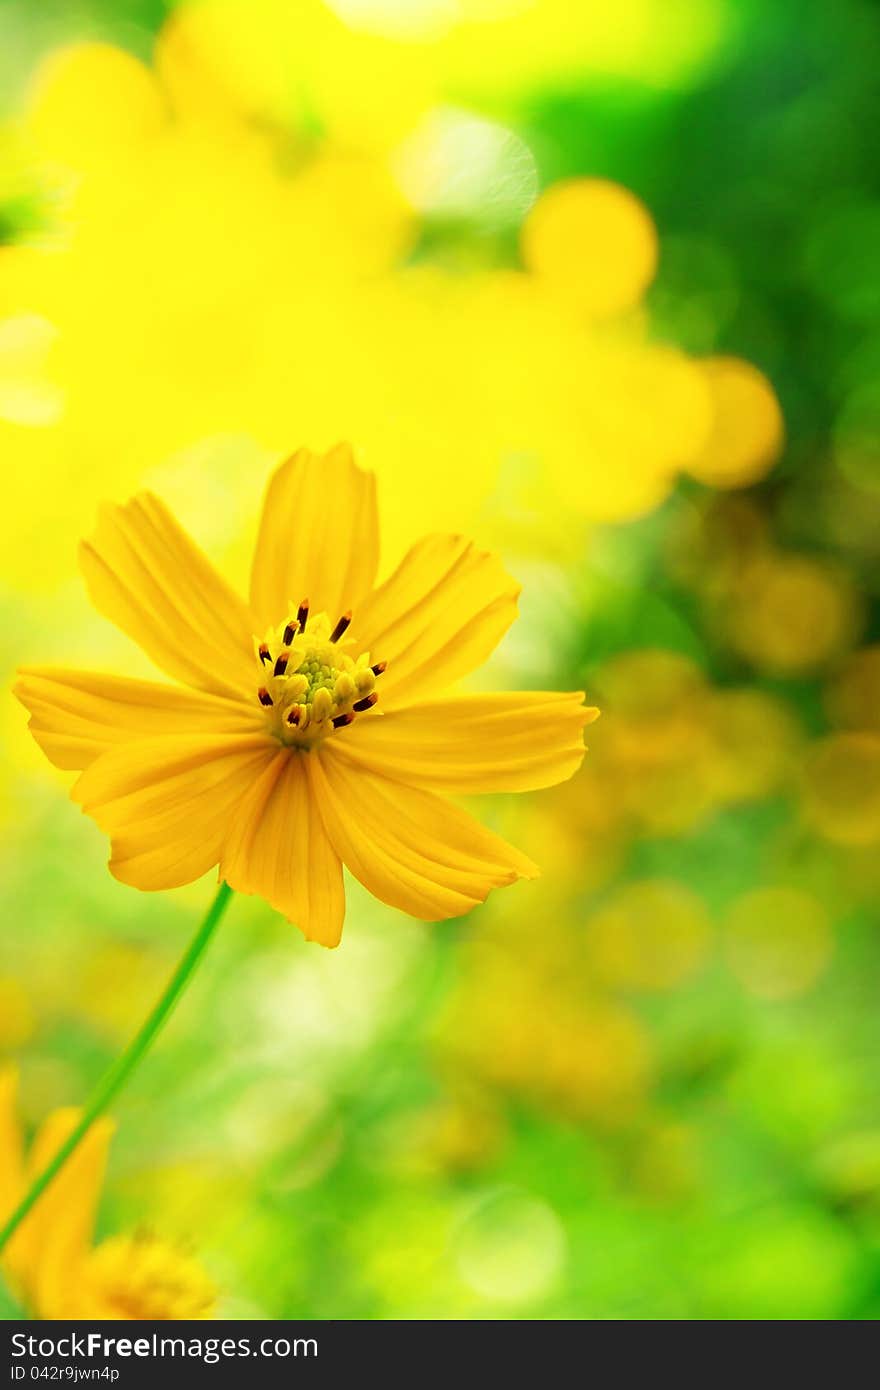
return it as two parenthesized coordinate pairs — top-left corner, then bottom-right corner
(330, 610), (352, 643)
(258, 687), (273, 707)
(274, 651), (290, 677)
(353, 693), (378, 712)
(332, 712), (355, 728)
(259, 643), (272, 666)
(282, 621), (297, 645)
(370, 661), (387, 676)
(296, 599), (309, 631)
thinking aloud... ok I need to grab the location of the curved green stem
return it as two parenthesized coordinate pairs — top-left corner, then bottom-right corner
(0, 880), (233, 1255)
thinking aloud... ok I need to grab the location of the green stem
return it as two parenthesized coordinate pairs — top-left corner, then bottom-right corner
(0, 880), (233, 1255)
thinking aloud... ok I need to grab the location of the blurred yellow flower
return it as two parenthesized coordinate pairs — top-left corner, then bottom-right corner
(157, 0), (725, 134)
(0, 1069), (214, 1319)
(0, 22), (777, 599)
(15, 445), (597, 947)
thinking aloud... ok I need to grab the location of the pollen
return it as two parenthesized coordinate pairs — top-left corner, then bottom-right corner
(253, 606), (385, 747)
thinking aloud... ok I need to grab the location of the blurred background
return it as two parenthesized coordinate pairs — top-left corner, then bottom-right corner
(1, 0), (880, 1320)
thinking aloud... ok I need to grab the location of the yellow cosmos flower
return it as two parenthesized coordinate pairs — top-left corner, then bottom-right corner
(0, 1069), (214, 1319)
(15, 445), (595, 947)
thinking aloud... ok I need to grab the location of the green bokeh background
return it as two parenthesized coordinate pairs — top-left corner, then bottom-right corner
(2, 0), (879, 1320)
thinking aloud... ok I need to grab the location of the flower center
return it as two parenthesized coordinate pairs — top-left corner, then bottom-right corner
(80, 1234), (215, 1320)
(253, 599), (385, 748)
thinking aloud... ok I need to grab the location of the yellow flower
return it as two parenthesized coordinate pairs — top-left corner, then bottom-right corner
(15, 445), (596, 947)
(0, 1069), (214, 1319)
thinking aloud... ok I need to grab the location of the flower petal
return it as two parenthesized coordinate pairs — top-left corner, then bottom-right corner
(220, 751), (345, 947)
(353, 534), (520, 706)
(79, 491), (257, 699)
(6, 1106), (113, 1319)
(73, 734), (275, 890)
(15, 667), (261, 772)
(309, 745), (538, 922)
(249, 444), (379, 629)
(0, 1068), (24, 1225)
(338, 692), (598, 792)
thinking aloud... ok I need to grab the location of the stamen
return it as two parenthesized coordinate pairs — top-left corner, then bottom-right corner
(312, 688), (333, 723)
(252, 606), (385, 746)
(329, 610), (352, 643)
(354, 667), (374, 695)
(333, 672), (355, 703)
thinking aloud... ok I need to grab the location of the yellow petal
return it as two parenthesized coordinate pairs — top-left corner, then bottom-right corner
(249, 444), (379, 629)
(0, 1068), (24, 1225)
(353, 534), (520, 706)
(6, 1108), (113, 1320)
(309, 745), (537, 922)
(221, 751), (345, 947)
(15, 666), (260, 772)
(79, 491), (256, 699)
(339, 692), (598, 793)
(73, 733), (276, 890)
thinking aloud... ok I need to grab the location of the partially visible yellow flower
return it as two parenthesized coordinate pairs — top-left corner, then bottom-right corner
(0, 1069), (214, 1319)
(15, 445), (597, 947)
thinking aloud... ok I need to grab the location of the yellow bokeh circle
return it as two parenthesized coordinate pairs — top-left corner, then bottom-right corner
(521, 177), (659, 319)
(826, 646), (880, 733)
(705, 688), (801, 801)
(587, 879), (711, 991)
(724, 887), (833, 1000)
(686, 356), (784, 488)
(802, 733), (880, 846)
(728, 554), (860, 676)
